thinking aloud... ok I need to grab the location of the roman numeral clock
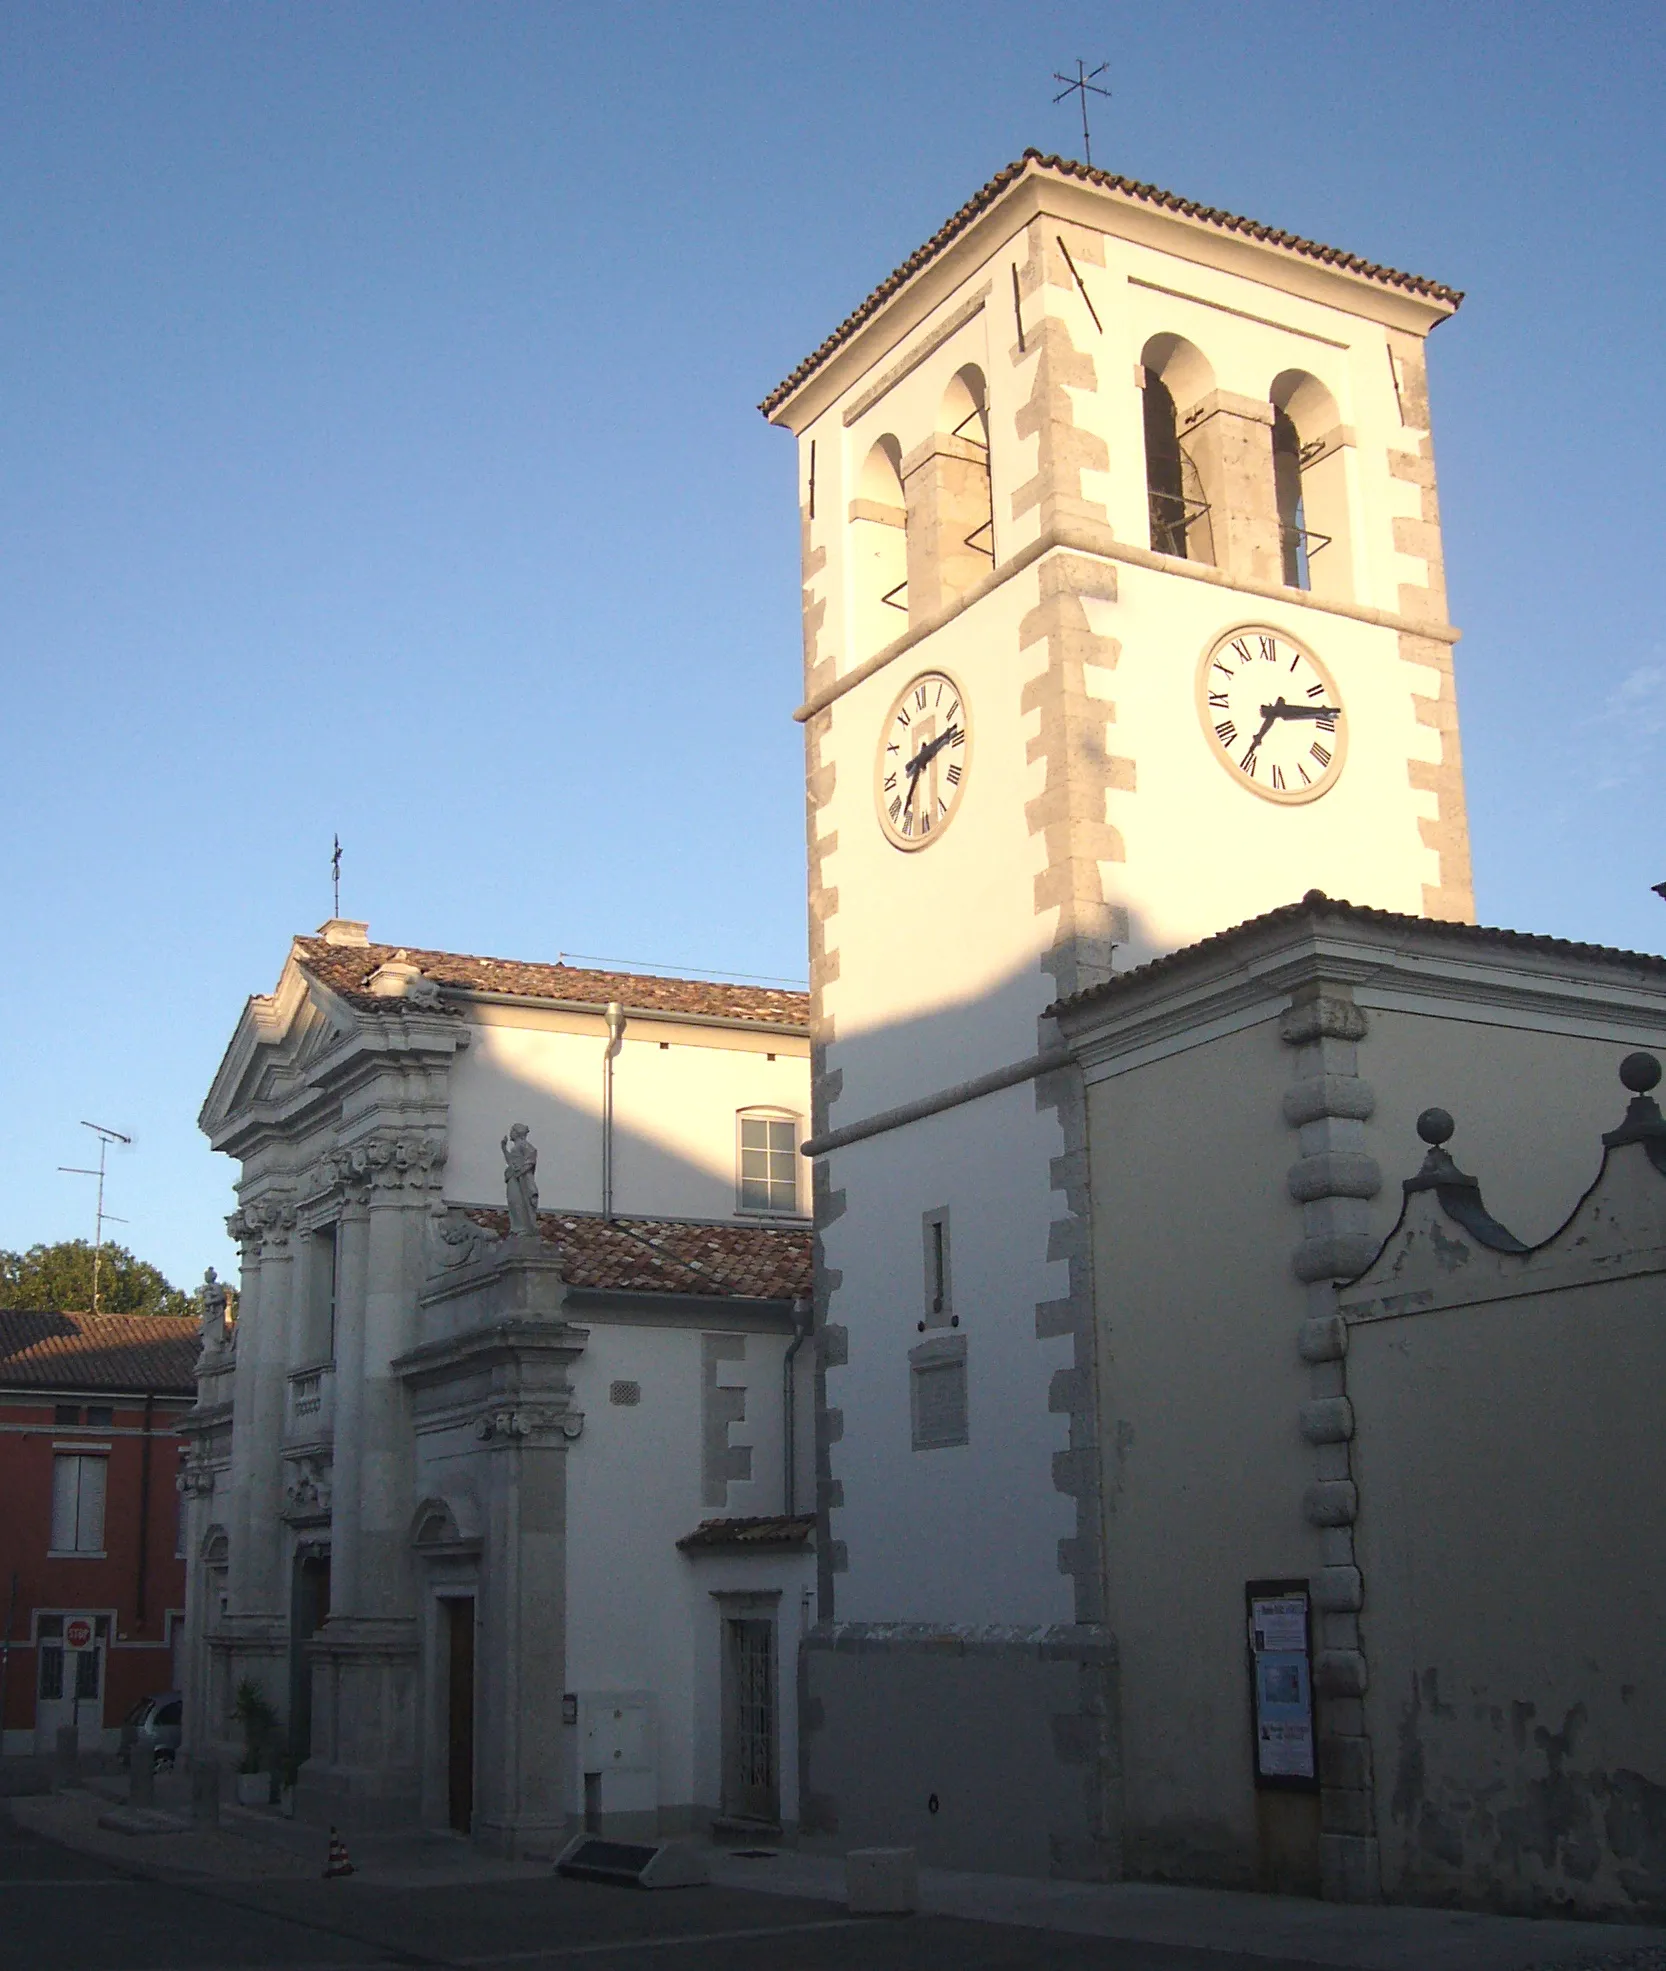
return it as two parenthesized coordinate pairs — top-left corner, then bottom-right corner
(1196, 627), (1345, 801)
(873, 670), (971, 848)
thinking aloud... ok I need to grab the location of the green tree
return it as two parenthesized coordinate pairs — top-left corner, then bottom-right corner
(0, 1240), (197, 1318)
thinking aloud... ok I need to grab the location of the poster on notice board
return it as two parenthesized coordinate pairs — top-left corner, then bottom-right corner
(1246, 1579), (1317, 1790)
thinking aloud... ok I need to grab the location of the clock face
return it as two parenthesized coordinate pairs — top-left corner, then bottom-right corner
(1196, 626), (1346, 804)
(874, 670), (970, 850)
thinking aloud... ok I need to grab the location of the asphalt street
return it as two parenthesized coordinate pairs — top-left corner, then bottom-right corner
(0, 1816), (1353, 1971)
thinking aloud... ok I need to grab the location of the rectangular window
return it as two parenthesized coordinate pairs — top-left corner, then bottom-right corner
(38, 1645), (64, 1701)
(737, 1115), (799, 1215)
(909, 1335), (969, 1451)
(54, 1405), (79, 1427)
(50, 1455), (107, 1554)
(84, 1405), (113, 1428)
(311, 1226), (339, 1361)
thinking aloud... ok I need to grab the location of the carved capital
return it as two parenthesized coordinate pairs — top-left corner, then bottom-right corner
(281, 1452), (333, 1521)
(317, 1131), (447, 1200)
(474, 1405), (584, 1445)
(1280, 995), (1368, 1046)
(176, 1461), (215, 1500)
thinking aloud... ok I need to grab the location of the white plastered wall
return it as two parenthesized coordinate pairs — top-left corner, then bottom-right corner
(822, 1083), (1075, 1627)
(561, 1320), (810, 1823)
(445, 1012), (810, 1221)
(1085, 1013), (1312, 1881)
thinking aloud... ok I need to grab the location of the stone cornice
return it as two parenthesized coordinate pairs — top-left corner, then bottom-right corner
(768, 164), (1454, 433)
(1058, 917), (1666, 1083)
(792, 521), (1457, 725)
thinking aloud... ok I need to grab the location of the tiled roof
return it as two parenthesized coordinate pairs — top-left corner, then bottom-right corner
(293, 938), (809, 1030)
(677, 1515), (816, 1553)
(0, 1311), (200, 1395)
(761, 150), (1462, 417)
(468, 1209), (811, 1303)
(1050, 891), (1666, 1017)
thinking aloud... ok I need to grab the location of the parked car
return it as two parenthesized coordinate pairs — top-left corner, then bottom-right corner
(119, 1691), (182, 1769)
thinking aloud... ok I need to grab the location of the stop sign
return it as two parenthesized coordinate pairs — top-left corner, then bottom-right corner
(64, 1618), (92, 1650)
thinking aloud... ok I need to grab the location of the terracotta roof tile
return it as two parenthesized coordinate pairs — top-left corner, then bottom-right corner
(761, 151), (1462, 417)
(293, 938), (808, 1030)
(677, 1515), (816, 1552)
(1049, 891), (1666, 1017)
(468, 1209), (811, 1303)
(0, 1311), (200, 1395)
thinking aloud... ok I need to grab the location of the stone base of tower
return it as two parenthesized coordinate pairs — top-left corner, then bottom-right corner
(798, 1622), (1119, 1881)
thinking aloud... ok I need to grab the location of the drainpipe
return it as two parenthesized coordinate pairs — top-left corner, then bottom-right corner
(783, 1295), (811, 1516)
(136, 1392), (154, 1627)
(601, 1003), (626, 1219)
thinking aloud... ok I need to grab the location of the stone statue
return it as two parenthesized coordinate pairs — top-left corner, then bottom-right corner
(502, 1122), (540, 1238)
(199, 1267), (229, 1347)
(425, 1201), (501, 1273)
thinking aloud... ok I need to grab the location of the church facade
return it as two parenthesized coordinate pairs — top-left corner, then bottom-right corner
(765, 153), (1666, 1915)
(185, 922), (816, 1851)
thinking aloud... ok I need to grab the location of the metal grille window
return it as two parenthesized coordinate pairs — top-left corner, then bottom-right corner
(50, 1455), (107, 1554)
(729, 1619), (775, 1802)
(737, 1114), (799, 1215)
(38, 1645), (64, 1701)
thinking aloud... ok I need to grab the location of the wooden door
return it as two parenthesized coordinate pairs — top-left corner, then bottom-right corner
(446, 1598), (475, 1834)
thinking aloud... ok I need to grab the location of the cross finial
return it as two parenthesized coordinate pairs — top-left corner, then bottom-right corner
(1053, 59), (1111, 168)
(331, 833), (342, 919)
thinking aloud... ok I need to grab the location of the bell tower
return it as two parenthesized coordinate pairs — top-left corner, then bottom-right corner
(761, 151), (1471, 1881)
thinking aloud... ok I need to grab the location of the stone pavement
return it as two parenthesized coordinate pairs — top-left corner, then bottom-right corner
(711, 1848), (1666, 1971)
(5, 1768), (1666, 1971)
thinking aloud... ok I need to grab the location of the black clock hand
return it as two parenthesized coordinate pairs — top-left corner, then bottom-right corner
(1240, 706), (1279, 767)
(1260, 699), (1340, 722)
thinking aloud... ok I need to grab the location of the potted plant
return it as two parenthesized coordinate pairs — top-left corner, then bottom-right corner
(232, 1679), (277, 1807)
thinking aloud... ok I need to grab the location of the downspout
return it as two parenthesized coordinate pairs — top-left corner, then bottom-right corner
(136, 1391), (154, 1627)
(601, 1002), (626, 1220)
(783, 1295), (811, 1516)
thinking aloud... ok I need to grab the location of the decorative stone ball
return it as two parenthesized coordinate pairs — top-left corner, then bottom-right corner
(1302, 888), (1328, 905)
(1620, 1051), (1662, 1094)
(1416, 1107), (1455, 1147)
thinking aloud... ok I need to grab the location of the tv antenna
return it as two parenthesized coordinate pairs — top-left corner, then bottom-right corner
(331, 833), (343, 919)
(58, 1121), (131, 1316)
(1053, 59), (1112, 167)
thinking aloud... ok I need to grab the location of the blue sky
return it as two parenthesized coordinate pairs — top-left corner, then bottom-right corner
(2, 2), (1662, 1289)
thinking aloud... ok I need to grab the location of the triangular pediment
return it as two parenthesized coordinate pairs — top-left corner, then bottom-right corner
(198, 946), (359, 1146)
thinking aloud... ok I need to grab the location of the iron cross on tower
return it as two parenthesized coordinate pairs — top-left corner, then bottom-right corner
(332, 833), (342, 918)
(1053, 59), (1111, 167)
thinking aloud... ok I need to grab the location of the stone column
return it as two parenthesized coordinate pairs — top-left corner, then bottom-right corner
(1280, 981), (1383, 1903)
(239, 1205), (294, 1619)
(325, 1192), (371, 1616)
(224, 1215), (266, 1612)
(400, 1245), (583, 1857)
(902, 433), (993, 621)
(474, 1400), (579, 1856)
(1179, 391), (1283, 588)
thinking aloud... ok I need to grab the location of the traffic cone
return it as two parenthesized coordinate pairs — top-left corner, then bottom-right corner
(323, 1826), (355, 1878)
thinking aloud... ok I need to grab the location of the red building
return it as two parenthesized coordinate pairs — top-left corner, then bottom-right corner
(0, 1310), (198, 1753)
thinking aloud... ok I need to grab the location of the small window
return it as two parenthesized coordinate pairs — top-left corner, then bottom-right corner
(84, 1405), (113, 1429)
(50, 1454), (107, 1554)
(737, 1112), (800, 1216)
(921, 1207), (953, 1329)
(54, 1405), (80, 1427)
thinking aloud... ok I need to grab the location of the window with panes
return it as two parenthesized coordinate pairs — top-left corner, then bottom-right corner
(737, 1113), (799, 1215)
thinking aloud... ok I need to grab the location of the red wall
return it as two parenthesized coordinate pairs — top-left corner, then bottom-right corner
(0, 1392), (192, 1740)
